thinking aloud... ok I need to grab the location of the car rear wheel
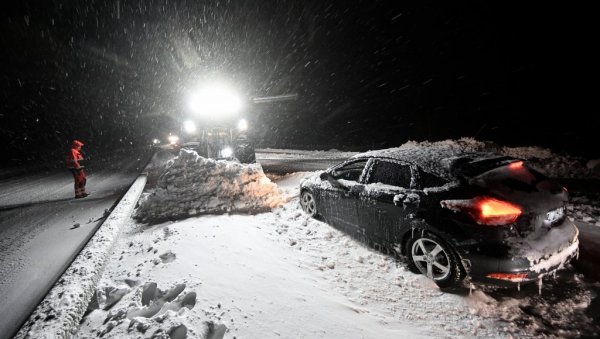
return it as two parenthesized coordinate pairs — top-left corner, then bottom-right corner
(300, 191), (318, 217)
(407, 232), (464, 288)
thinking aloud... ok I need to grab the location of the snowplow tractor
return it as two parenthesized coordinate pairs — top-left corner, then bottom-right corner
(183, 125), (255, 163)
(183, 84), (256, 163)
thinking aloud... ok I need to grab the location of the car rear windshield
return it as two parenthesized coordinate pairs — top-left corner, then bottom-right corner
(452, 156), (517, 177)
(475, 162), (548, 191)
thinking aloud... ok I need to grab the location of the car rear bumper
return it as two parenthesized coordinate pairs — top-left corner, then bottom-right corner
(463, 219), (579, 284)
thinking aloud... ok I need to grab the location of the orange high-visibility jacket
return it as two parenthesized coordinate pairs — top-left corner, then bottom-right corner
(66, 140), (84, 169)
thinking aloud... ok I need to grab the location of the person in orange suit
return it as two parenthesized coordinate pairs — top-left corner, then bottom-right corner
(66, 140), (89, 198)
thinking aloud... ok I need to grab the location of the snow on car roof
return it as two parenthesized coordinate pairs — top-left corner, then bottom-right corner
(351, 144), (517, 180)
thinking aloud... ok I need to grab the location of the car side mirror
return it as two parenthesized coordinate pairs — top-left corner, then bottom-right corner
(320, 171), (346, 189)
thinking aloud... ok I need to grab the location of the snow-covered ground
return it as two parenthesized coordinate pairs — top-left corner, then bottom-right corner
(0, 152), (152, 338)
(77, 172), (498, 338)
(74, 145), (600, 338)
(569, 194), (600, 227)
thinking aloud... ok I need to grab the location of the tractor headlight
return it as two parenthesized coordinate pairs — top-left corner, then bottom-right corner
(183, 120), (197, 134)
(220, 146), (233, 158)
(237, 119), (248, 131)
(168, 135), (179, 145)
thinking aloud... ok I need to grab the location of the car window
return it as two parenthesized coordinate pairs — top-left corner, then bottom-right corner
(369, 160), (412, 187)
(418, 168), (448, 188)
(331, 160), (368, 181)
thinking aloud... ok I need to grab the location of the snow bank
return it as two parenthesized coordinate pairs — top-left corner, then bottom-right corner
(135, 149), (285, 223)
(15, 176), (147, 339)
(397, 138), (595, 179)
(142, 149), (177, 189)
(569, 195), (600, 226)
(588, 159), (600, 176)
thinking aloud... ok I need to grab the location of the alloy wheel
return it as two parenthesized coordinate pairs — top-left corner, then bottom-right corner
(300, 191), (317, 217)
(411, 237), (452, 281)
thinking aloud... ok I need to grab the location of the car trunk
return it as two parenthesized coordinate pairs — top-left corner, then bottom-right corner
(472, 162), (568, 236)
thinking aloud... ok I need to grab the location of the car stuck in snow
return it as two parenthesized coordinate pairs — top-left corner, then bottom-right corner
(299, 146), (579, 288)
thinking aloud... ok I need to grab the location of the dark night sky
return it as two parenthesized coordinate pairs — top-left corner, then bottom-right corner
(0, 1), (597, 166)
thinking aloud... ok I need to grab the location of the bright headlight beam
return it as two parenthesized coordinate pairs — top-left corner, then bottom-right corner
(168, 135), (179, 145)
(220, 146), (233, 158)
(237, 119), (248, 131)
(188, 84), (243, 118)
(183, 120), (197, 134)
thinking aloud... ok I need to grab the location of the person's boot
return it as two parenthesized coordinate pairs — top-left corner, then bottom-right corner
(75, 191), (89, 199)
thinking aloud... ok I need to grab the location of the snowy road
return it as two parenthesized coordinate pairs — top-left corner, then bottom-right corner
(0, 149), (153, 339)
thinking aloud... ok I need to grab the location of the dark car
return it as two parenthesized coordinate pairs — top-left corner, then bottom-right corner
(299, 146), (579, 287)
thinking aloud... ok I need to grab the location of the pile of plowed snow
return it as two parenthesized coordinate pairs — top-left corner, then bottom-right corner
(134, 149), (284, 223)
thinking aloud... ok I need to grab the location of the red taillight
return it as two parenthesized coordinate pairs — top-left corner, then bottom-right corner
(441, 197), (522, 225)
(486, 273), (528, 282)
(508, 161), (523, 170)
(478, 198), (522, 224)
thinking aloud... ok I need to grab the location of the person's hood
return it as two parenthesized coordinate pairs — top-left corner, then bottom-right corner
(72, 140), (84, 148)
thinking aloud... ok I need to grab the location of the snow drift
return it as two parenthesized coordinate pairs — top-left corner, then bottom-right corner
(134, 149), (284, 223)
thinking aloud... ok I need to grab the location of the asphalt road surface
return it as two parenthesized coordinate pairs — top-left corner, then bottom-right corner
(0, 148), (153, 339)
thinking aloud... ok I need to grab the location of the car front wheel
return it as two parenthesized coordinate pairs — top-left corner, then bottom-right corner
(300, 191), (318, 217)
(407, 232), (464, 288)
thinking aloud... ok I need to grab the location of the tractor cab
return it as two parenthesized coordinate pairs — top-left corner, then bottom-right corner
(182, 83), (256, 163)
